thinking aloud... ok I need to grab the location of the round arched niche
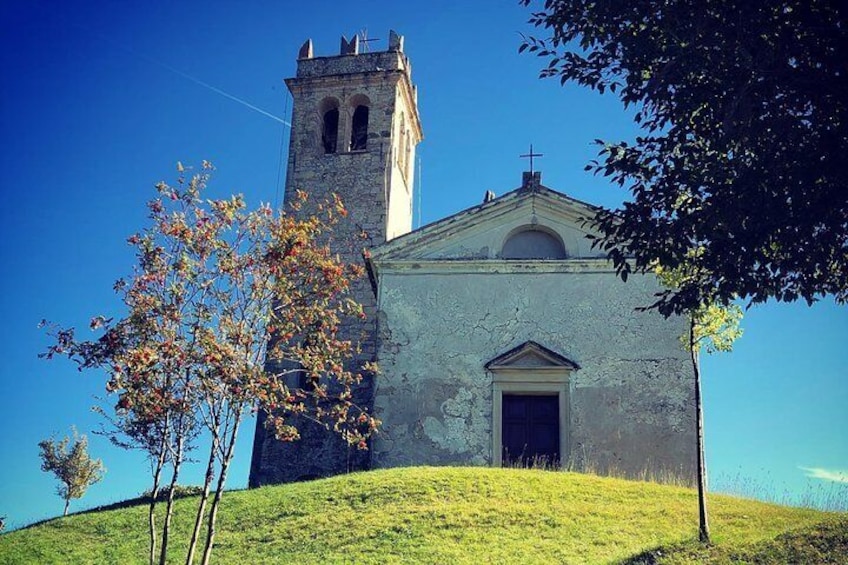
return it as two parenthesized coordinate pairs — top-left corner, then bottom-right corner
(319, 96), (340, 114)
(501, 225), (567, 259)
(348, 94), (371, 151)
(318, 97), (340, 154)
(347, 93), (371, 110)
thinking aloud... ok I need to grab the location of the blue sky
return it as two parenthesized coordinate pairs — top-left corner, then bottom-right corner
(1, 1), (845, 530)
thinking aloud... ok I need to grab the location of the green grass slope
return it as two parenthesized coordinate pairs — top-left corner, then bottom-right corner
(1, 467), (845, 564)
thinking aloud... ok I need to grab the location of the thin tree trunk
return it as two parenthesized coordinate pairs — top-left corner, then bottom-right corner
(690, 316), (710, 543)
(63, 498), (70, 517)
(200, 413), (242, 565)
(159, 429), (186, 565)
(148, 431), (169, 565)
(185, 434), (218, 565)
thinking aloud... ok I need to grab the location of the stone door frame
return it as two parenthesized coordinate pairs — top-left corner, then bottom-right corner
(486, 341), (578, 468)
(490, 368), (572, 467)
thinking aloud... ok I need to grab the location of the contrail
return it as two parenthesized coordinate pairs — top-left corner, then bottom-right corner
(60, 14), (291, 127)
(145, 57), (292, 127)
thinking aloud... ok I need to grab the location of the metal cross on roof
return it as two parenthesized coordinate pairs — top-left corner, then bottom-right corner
(519, 144), (544, 174)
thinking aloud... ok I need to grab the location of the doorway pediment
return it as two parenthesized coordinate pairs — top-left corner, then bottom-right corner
(486, 341), (580, 371)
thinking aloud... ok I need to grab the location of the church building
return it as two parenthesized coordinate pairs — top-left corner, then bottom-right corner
(249, 32), (697, 486)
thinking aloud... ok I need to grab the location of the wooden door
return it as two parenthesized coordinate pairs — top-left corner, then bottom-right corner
(502, 394), (559, 467)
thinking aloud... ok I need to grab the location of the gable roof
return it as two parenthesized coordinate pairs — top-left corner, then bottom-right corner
(369, 173), (602, 263)
(485, 340), (580, 371)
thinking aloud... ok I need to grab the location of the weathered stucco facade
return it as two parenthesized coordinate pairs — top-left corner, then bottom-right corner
(250, 32), (696, 488)
(368, 174), (696, 477)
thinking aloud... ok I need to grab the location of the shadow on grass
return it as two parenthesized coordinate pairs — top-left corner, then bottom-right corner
(617, 541), (696, 565)
(617, 515), (848, 565)
(14, 485), (210, 532)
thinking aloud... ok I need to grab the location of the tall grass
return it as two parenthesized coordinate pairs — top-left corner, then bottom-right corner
(506, 454), (848, 512)
(504, 452), (695, 488)
(711, 471), (848, 512)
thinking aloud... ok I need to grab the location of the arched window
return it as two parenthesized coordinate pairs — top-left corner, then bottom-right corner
(320, 98), (340, 154)
(350, 105), (369, 150)
(502, 227), (567, 259)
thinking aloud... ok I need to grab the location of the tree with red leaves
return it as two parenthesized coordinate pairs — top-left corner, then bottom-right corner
(42, 162), (379, 565)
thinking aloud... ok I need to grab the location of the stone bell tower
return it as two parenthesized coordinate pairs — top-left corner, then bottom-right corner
(249, 31), (423, 486)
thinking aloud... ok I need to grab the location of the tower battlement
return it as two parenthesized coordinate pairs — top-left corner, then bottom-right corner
(294, 30), (412, 79)
(295, 49), (410, 79)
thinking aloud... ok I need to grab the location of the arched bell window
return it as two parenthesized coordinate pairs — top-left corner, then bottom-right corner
(346, 94), (371, 152)
(350, 105), (369, 150)
(501, 226), (567, 259)
(319, 98), (340, 154)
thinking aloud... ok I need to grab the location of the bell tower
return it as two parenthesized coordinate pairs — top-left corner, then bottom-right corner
(283, 30), (421, 242)
(249, 31), (422, 486)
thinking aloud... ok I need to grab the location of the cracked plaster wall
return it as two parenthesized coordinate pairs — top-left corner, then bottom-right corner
(373, 269), (697, 479)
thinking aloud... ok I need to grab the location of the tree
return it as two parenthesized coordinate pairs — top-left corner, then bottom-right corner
(42, 162), (378, 565)
(37, 428), (105, 517)
(520, 0), (848, 315)
(657, 261), (742, 543)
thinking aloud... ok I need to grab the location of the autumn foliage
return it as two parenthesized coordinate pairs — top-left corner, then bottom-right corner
(42, 162), (378, 564)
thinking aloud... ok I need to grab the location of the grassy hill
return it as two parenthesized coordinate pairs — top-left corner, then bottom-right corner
(1, 467), (846, 564)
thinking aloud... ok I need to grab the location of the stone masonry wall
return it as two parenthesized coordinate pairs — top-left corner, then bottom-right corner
(249, 44), (421, 486)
